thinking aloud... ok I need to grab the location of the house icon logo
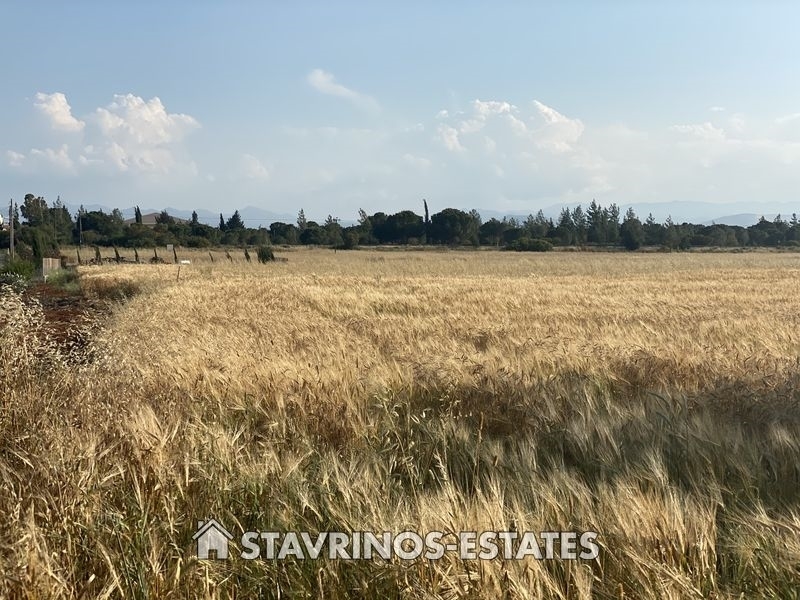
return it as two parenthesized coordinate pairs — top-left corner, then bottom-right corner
(193, 519), (234, 560)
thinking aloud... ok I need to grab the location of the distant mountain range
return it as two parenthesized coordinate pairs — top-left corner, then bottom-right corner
(62, 200), (799, 229)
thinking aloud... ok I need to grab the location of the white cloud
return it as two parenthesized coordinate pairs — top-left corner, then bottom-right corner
(458, 118), (485, 134)
(13, 92), (201, 176)
(95, 94), (198, 146)
(532, 100), (585, 153)
(36, 145), (74, 171)
(78, 154), (102, 167)
(6, 150), (25, 167)
(307, 69), (379, 112)
(775, 113), (800, 124)
(728, 114), (746, 134)
(671, 122), (726, 141)
(436, 109), (449, 119)
(240, 154), (270, 180)
(507, 114), (528, 136)
(87, 94), (200, 174)
(473, 99), (513, 118)
(454, 100), (519, 136)
(437, 124), (465, 152)
(34, 92), (85, 132)
(402, 153), (432, 169)
(9, 144), (75, 174)
(710, 106), (727, 112)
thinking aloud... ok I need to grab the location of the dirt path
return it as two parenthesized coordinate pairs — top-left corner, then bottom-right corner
(20, 283), (107, 352)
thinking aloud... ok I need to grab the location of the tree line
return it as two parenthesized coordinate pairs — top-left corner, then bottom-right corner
(4, 194), (800, 264)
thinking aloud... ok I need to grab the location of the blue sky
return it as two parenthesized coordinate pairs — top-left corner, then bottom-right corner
(3, 1), (800, 221)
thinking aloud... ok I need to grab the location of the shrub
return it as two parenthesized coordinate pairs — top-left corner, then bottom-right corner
(257, 245), (275, 263)
(0, 258), (36, 279)
(504, 237), (553, 252)
(186, 236), (211, 248)
(82, 276), (141, 300)
(46, 268), (81, 292)
(338, 231), (360, 250)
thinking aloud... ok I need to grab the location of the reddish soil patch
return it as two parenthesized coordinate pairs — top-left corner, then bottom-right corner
(21, 283), (106, 352)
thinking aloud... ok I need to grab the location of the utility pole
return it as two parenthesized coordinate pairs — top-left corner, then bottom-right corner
(9, 199), (14, 259)
(54, 195), (60, 249)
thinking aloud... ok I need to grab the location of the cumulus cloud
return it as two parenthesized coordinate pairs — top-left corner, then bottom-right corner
(671, 122), (726, 141)
(437, 124), (465, 152)
(240, 154), (271, 180)
(453, 100), (517, 135)
(307, 69), (379, 112)
(473, 99), (513, 118)
(89, 94), (200, 173)
(6, 150), (25, 167)
(34, 92), (85, 132)
(532, 100), (585, 153)
(95, 94), (198, 145)
(8, 144), (75, 174)
(10, 92), (201, 176)
(437, 98), (584, 158)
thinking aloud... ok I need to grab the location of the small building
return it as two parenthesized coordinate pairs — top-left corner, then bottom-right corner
(124, 212), (189, 227)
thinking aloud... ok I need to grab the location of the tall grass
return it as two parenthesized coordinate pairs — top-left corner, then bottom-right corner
(1, 250), (799, 598)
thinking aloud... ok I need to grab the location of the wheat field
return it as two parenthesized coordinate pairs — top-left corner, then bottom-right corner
(2, 248), (800, 598)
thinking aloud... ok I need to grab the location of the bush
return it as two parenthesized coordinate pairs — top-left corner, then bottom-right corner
(336, 231), (360, 250)
(186, 236), (211, 248)
(1, 258), (36, 279)
(82, 276), (141, 301)
(503, 237), (553, 252)
(256, 245), (275, 263)
(46, 268), (81, 292)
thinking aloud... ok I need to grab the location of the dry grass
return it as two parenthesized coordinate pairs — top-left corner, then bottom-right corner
(2, 249), (800, 598)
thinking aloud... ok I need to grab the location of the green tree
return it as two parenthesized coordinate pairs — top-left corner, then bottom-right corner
(663, 216), (681, 249)
(556, 208), (575, 245)
(49, 196), (74, 245)
(382, 210), (424, 244)
(429, 208), (479, 245)
(155, 210), (174, 225)
(226, 210), (245, 230)
(20, 194), (50, 228)
(357, 208), (373, 243)
(480, 218), (506, 246)
(324, 215), (343, 247)
(643, 213), (663, 246)
(606, 204), (620, 244)
(586, 200), (605, 244)
(572, 205), (587, 244)
(269, 222), (299, 245)
(620, 208), (644, 250)
(299, 221), (327, 245)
